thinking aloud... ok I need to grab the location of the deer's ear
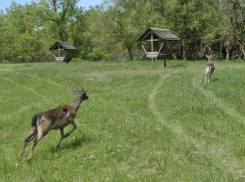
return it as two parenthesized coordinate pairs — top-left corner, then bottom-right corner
(72, 88), (77, 94)
(205, 55), (209, 58)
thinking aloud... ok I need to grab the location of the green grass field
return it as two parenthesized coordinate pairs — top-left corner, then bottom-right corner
(0, 59), (244, 181)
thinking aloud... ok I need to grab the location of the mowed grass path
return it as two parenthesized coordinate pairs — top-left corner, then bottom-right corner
(0, 60), (244, 181)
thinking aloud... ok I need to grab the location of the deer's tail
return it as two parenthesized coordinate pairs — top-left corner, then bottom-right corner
(31, 113), (42, 127)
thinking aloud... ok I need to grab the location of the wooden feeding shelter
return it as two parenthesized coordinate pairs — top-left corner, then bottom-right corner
(49, 42), (76, 64)
(137, 27), (180, 67)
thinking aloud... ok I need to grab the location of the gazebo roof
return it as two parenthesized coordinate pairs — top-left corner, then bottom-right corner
(137, 27), (180, 41)
(49, 42), (77, 50)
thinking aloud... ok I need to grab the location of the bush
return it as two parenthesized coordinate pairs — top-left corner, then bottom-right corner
(88, 47), (113, 61)
(71, 58), (85, 63)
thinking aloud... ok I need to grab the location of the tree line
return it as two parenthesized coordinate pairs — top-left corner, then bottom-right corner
(0, 0), (245, 63)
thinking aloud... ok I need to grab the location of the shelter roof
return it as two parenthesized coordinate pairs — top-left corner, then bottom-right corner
(137, 27), (180, 41)
(49, 42), (77, 50)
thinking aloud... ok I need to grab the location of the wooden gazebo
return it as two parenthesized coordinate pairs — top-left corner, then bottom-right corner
(137, 27), (179, 67)
(49, 42), (76, 64)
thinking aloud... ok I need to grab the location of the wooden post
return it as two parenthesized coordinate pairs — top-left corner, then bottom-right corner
(151, 31), (154, 67)
(58, 44), (61, 65)
(58, 44), (60, 57)
(158, 41), (164, 54)
(164, 41), (167, 67)
(153, 41), (158, 63)
(140, 42), (147, 54)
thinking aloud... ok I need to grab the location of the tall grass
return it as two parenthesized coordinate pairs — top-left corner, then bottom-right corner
(0, 60), (244, 181)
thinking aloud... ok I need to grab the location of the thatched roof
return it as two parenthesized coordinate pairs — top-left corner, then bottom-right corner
(49, 42), (77, 50)
(137, 27), (180, 41)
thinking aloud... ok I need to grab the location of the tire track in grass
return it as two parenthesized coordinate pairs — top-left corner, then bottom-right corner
(148, 71), (244, 179)
(148, 72), (205, 147)
(1, 75), (62, 104)
(0, 77), (41, 96)
(148, 73), (170, 122)
(191, 73), (245, 178)
(0, 77), (57, 118)
(21, 72), (61, 87)
(192, 75), (245, 124)
(0, 103), (43, 121)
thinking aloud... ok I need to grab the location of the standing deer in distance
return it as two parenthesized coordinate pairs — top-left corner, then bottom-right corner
(205, 55), (215, 84)
(19, 87), (89, 161)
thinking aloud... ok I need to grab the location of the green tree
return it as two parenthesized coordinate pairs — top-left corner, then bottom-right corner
(67, 6), (88, 58)
(38, 0), (79, 41)
(103, 0), (151, 60)
(1, 2), (26, 62)
(201, 0), (245, 60)
(83, 5), (111, 60)
(153, 0), (216, 59)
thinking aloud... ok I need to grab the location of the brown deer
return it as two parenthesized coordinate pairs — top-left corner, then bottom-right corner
(205, 55), (215, 84)
(19, 87), (89, 161)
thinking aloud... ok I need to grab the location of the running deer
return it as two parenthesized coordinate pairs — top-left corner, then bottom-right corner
(205, 55), (215, 84)
(19, 87), (89, 161)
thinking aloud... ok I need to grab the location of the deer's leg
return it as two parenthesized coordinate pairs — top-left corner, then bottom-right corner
(56, 121), (77, 150)
(209, 74), (211, 82)
(63, 120), (77, 139)
(205, 73), (207, 84)
(27, 124), (51, 161)
(19, 127), (37, 160)
(56, 128), (65, 150)
(27, 132), (45, 161)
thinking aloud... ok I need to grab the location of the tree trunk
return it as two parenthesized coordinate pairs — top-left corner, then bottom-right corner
(127, 47), (133, 61)
(234, 36), (241, 59)
(182, 13), (192, 60)
(236, 41), (245, 59)
(59, 31), (64, 42)
(226, 47), (230, 61)
(58, 22), (64, 42)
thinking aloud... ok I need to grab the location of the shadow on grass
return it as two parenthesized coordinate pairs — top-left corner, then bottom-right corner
(50, 135), (92, 153)
(172, 64), (186, 68)
(212, 78), (219, 82)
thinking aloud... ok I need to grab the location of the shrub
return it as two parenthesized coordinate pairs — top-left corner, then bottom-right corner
(71, 58), (85, 63)
(88, 47), (113, 61)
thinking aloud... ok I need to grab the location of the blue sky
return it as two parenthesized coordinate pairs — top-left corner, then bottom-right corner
(0, 0), (103, 11)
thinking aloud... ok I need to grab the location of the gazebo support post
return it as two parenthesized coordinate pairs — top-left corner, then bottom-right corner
(140, 42), (147, 53)
(164, 41), (167, 67)
(151, 32), (155, 67)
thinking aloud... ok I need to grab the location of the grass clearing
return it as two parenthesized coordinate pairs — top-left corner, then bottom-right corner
(0, 60), (245, 181)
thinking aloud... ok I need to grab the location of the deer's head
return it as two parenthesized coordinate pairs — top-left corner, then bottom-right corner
(72, 87), (89, 101)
